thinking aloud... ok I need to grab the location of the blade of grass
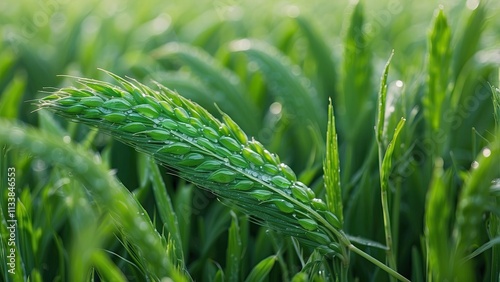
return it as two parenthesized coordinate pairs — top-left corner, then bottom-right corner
(0, 120), (188, 281)
(487, 211), (500, 280)
(492, 84), (500, 128)
(339, 1), (374, 187)
(294, 16), (337, 102)
(231, 39), (326, 165)
(375, 51), (400, 279)
(91, 250), (127, 282)
(462, 236), (500, 262)
(226, 211), (242, 282)
(379, 117), (406, 278)
(230, 40), (326, 136)
(452, 1), (487, 81)
(149, 157), (184, 266)
(244, 255), (276, 282)
(376, 51), (394, 149)
(174, 183), (193, 261)
(452, 143), (500, 279)
(340, 0), (372, 135)
(424, 158), (452, 281)
(0, 72), (26, 119)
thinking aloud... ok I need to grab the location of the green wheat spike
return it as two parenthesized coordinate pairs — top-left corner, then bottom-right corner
(38, 70), (342, 254)
(36, 70), (412, 282)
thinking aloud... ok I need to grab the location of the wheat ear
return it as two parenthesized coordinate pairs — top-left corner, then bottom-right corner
(38, 71), (345, 256)
(38, 70), (411, 282)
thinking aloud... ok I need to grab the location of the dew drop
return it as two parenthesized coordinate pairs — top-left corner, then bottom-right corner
(466, 0), (479, 10)
(261, 175), (270, 182)
(471, 161), (479, 169)
(482, 148), (491, 158)
(63, 135), (71, 144)
(285, 5), (300, 18)
(270, 102), (282, 115)
(230, 39), (251, 51)
(32, 159), (47, 172)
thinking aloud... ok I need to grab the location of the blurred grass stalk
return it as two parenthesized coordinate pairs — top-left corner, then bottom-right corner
(0, 119), (188, 281)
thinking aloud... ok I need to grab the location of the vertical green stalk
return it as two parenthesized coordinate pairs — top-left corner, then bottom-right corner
(424, 158), (451, 281)
(340, 1), (373, 186)
(149, 158), (184, 266)
(375, 51), (399, 277)
(379, 118), (405, 277)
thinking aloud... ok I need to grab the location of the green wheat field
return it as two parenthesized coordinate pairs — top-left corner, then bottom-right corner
(1, 0), (500, 281)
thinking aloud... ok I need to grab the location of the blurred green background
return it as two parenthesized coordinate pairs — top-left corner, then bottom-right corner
(1, 0), (500, 281)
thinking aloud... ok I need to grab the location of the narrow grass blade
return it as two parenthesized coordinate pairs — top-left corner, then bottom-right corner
(424, 158), (452, 281)
(149, 157), (184, 265)
(214, 269), (224, 282)
(452, 2), (487, 80)
(323, 99), (343, 224)
(462, 236), (500, 262)
(452, 143), (500, 279)
(0, 120), (187, 281)
(291, 272), (308, 282)
(231, 40), (326, 135)
(492, 84), (500, 129)
(295, 16), (337, 101)
(487, 211), (500, 279)
(244, 255), (276, 282)
(65, 177), (108, 282)
(340, 1), (372, 139)
(376, 51), (394, 148)
(231, 40), (326, 164)
(338, 1), (375, 187)
(0, 49), (16, 90)
(0, 73), (26, 119)
(380, 117), (406, 275)
(226, 211), (242, 282)
(91, 250), (127, 282)
(174, 184), (193, 260)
